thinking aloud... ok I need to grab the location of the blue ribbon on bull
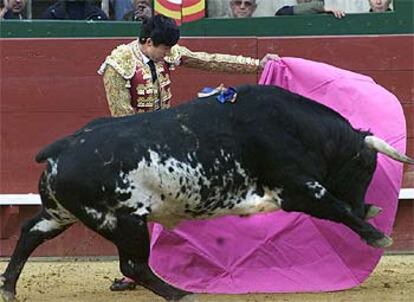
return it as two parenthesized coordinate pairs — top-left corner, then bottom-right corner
(216, 87), (238, 104)
(197, 86), (238, 104)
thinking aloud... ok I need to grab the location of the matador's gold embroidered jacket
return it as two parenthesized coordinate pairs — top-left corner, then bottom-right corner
(98, 40), (260, 117)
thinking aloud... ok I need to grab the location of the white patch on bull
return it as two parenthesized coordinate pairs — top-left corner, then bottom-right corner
(218, 186), (283, 216)
(99, 213), (117, 231)
(128, 260), (135, 269)
(30, 219), (62, 233)
(181, 125), (200, 148)
(0, 274), (5, 287)
(115, 185), (133, 195)
(114, 150), (283, 229)
(135, 203), (151, 216)
(103, 155), (114, 166)
(180, 124), (192, 134)
(84, 206), (103, 220)
(83, 206), (116, 231)
(43, 178), (77, 226)
(113, 171), (133, 195)
(45, 201), (78, 226)
(118, 171), (131, 186)
(47, 159), (59, 176)
(39, 159), (78, 228)
(306, 181), (326, 199)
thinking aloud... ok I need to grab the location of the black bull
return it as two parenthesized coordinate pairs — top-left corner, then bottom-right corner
(1, 84), (413, 301)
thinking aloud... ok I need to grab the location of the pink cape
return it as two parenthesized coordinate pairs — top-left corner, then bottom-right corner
(148, 58), (406, 293)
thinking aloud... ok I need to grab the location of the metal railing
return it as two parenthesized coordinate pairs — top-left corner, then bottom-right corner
(0, 189), (413, 206)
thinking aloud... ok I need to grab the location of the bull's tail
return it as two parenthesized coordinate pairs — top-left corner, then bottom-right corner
(35, 137), (71, 163)
(365, 136), (414, 164)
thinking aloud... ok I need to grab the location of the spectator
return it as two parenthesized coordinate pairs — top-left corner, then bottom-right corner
(275, 0), (345, 19)
(368, 0), (392, 12)
(1, 0), (26, 20)
(110, 0), (133, 20)
(41, 0), (108, 20)
(229, 0), (257, 18)
(123, 0), (153, 21)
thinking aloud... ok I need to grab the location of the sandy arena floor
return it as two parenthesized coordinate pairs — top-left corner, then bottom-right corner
(1, 255), (413, 302)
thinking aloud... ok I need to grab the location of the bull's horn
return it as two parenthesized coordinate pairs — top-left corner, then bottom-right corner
(365, 136), (414, 164)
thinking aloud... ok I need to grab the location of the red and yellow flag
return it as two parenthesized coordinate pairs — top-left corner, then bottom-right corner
(154, 0), (205, 24)
(182, 0), (205, 23)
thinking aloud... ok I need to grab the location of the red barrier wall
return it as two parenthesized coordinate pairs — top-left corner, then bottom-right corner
(0, 35), (413, 256)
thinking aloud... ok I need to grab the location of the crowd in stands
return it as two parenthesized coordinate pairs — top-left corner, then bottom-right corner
(209, 0), (393, 18)
(0, 0), (394, 21)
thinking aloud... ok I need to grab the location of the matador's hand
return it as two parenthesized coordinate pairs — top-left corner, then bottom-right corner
(259, 53), (280, 68)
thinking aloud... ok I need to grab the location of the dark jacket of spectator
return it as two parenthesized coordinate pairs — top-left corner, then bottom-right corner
(275, 0), (345, 19)
(111, 0), (133, 20)
(276, 0), (324, 15)
(41, 0), (108, 20)
(3, 9), (25, 19)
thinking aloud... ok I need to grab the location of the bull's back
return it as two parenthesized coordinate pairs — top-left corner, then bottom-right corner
(37, 84), (364, 195)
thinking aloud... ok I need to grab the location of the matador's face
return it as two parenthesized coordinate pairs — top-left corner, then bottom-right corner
(144, 39), (172, 62)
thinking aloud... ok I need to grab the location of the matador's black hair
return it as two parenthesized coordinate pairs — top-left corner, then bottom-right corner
(139, 15), (180, 47)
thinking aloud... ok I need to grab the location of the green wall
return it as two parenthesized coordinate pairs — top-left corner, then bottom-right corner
(0, 0), (413, 38)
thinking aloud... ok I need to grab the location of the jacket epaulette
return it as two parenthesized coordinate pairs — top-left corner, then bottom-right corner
(98, 43), (137, 80)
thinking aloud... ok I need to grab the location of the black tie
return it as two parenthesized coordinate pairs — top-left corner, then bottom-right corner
(147, 60), (157, 83)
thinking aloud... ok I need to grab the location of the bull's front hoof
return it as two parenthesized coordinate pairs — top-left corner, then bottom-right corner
(0, 289), (16, 302)
(365, 205), (383, 220)
(369, 235), (393, 248)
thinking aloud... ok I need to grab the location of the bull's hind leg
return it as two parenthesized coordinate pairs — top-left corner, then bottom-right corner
(281, 179), (392, 248)
(107, 213), (191, 301)
(0, 209), (76, 301)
